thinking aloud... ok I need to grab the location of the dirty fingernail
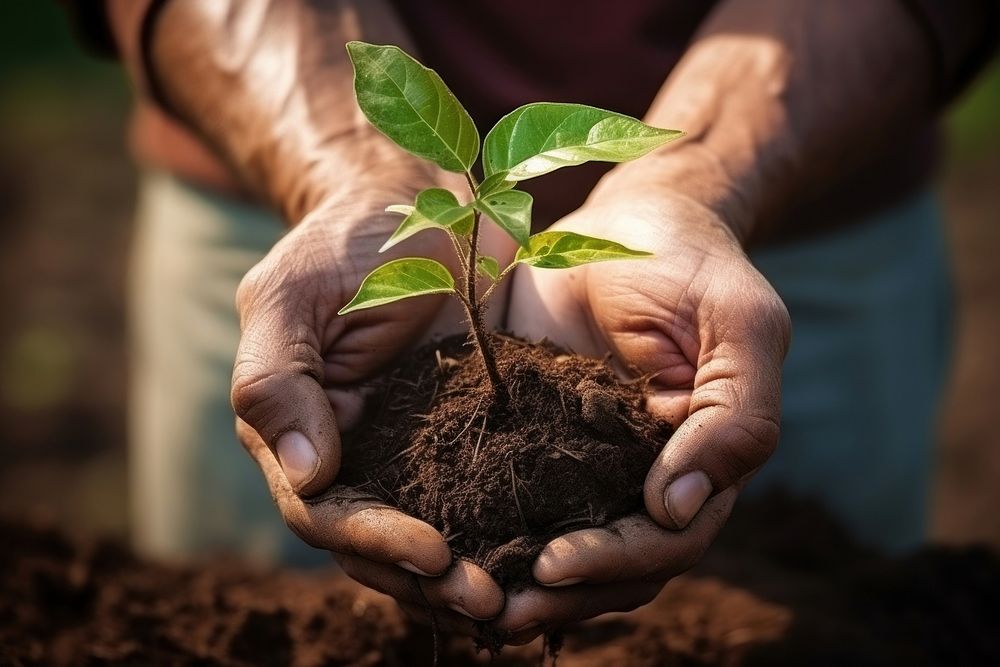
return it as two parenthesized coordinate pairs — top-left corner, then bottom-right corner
(447, 603), (489, 620)
(541, 576), (584, 587)
(275, 431), (319, 491)
(664, 471), (712, 529)
(396, 560), (434, 577)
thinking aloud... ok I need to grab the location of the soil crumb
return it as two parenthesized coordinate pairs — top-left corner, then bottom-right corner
(340, 334), (672, 588)
(3, 494), (1000, 666)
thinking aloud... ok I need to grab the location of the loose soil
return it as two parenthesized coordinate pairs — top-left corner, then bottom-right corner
(340, 333), (672, 589)
(4, 494), (1000, 666)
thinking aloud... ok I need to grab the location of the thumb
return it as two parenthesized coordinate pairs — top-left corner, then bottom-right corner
(231, 285), (340, 498)
(644, 287), (790, 530)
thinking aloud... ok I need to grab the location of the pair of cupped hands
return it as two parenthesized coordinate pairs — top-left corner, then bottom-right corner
(231, 158), (790, 645)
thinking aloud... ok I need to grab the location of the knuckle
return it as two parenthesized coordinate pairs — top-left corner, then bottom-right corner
(719, 412), (780, 479)
(743, 286), (791, 347)
(230, 370), (276, 421)
(230, 369), (298, 430)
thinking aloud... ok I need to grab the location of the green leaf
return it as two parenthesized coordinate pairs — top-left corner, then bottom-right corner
(483, 103), (683, 180)
(474, 190), (533, 248)
(347, 42), (479, 172)
(476, 172), (516, 198)
(338, 258), (455, 314)
(381, 188), (473, 252)
(514, 231), (653, 269)
(477, 256), (500, 280)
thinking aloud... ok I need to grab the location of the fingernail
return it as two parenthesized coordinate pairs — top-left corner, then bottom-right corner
(664, 471), (712, 528)
(275, 431), (319, 491)
(542, 576), (584, 587)
(396, 560), (434, 577)
(447, 603), (490, 621)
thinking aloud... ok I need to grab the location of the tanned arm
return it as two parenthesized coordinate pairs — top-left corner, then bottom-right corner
(105, 0), (509, 627)
(107, 0), (440, 224)
(605, 0), (993, 242)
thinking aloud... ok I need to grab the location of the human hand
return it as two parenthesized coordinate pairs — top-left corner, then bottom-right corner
(232, 172), (513, 624)
(497, 172), (790, 642)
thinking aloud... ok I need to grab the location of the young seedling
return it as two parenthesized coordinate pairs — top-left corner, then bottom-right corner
(338, 42), (683, 395)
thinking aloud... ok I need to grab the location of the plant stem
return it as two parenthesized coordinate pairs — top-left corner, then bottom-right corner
(462, 171), (505, 397)
(464, 211), (504, 395)
(477, 263), (516, 310)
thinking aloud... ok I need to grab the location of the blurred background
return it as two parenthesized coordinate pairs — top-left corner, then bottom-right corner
(0, 3), (997, 548)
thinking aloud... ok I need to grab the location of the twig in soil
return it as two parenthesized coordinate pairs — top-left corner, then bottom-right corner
(443, 531), (464, 542)
(471, 410), (489, 463)
(549, 444), (587, 464)
(620, 366), (668, 387)
(548, 511), (595, 532)
(382, 441), (424, 468)
(432, 387), (472, 401)
(511, 460), (527, 528)
(446, 396), (484, 446)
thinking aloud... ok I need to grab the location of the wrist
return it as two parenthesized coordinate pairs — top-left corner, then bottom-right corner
(301, 166), (461, 262)
(591, 142), (758, 245)
(289, 141), (464, 228)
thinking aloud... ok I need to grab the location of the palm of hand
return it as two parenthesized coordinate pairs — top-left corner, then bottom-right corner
(490, 193), (790, 640)
(233, 193), (515, 625)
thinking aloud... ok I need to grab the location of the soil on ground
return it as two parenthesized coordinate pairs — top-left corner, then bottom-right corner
(340, 333), (672, 588)
(3, 493), (999, 667)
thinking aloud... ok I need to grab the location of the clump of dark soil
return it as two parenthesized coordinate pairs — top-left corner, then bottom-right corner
(340, 333), (672, 588)
(0, 517), (421, 667)
(4, 496), (1000, 666)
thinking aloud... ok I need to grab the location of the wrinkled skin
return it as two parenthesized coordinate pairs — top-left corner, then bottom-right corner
(493, 176), (790, 642)
(231, 176), (515, 624)
(383, 173), (790, 643)
(131, 0), (934, 645)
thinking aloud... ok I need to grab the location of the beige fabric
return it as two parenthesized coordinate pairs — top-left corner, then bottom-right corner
(128, 171), (324, 566)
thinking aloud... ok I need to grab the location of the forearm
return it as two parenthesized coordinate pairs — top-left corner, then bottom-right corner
(604, 0), (937, 242)
(109, 0), (440, 224)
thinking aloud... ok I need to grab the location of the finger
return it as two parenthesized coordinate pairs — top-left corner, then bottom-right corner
(533, 488), (738, 586)
(336, 555), (504, 620)
(238, 419), (451, 574)
(493, 581), (662, 635)
(645, 283), (790, 529)
(645, 389), (692, 429)
(232, 269), (339, 497)
(325, 386), (367, 432)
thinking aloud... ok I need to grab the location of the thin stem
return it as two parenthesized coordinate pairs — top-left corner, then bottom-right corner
(446, 229), (468, 282)
(466, 211), (480, 310)
(462, 209), (504, 395)
(477, 262), (517, 310)
(450, 169), (504, 396)
(464, 171), (479, 197)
